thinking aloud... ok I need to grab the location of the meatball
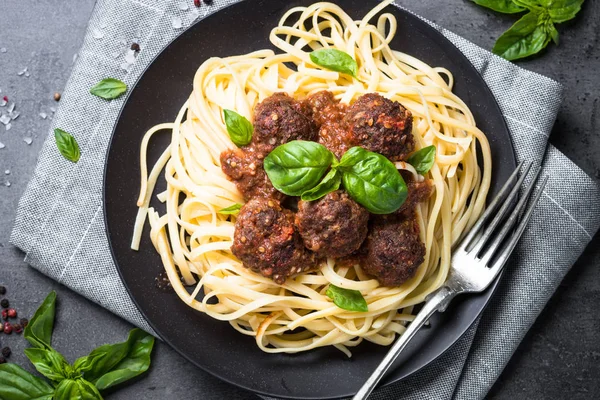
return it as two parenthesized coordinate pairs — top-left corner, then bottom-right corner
(252, 92), (317, 152)
(360, 215), (425, 287)
(232, 198), (318, 284)
(220, 148), (284, 201)
(295, 190), (369, 258)
(396, 175), (433, 216)
(344, 93), (414, 160)
(319, 119), (350, 160)
(304, 91), (343, 126)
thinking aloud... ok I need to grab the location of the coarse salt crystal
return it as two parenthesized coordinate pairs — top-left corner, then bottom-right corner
(0, 48), (6, 53)
(172, 16), (183, 29)
(73, 53), (78, 64)
(92, 28), (105, 39)
(179, 2), (189, 10)
(23, 136), (33, 145)
(7, 103), (15, 113)
(0, 99), (6, 107)
(0, 114), (10, 125)
(39, 112), (47, 119)
(17, 67), (27, 76)
(0, 142), (5, 149)
(125, 49), (136, 64)
(10, 111), (19, 120)
(99, 22), (108, 29)
(50, 107), (56, 113)
(5, 181), (10, 187)
(120, 62), (131, 72)
(25, 72), (30, 77)
(111, 51), (121, 59)
(119, 39), (127, 46)
(5, 123), (11, 131)
(4, 170), (9, 175)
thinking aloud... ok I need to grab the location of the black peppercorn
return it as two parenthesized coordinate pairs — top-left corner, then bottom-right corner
(131, 42), (141, 52)
(0, 299), (8, 308)
(0, 286), (6, 295)
(1, 347), (10, 358)
(20, 318), (29, 328)
(13, 323), (22, 334)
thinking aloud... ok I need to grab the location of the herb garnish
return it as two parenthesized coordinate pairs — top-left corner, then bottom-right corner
(219, 203), (243, 215)
(406, 145), (436, 175)
(0, 291), (154, 400)
(326, 284), (368, 312)
(54, 128), (81, 163)
(472, 0), (585, 60)
(90, 78), (128, 100)
(309, 48), (358, 77)
(223, 109), (253, 147)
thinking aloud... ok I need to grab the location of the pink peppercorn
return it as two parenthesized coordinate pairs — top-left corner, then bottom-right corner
(7, 309), (16, 319)
(3, 322), (12, 334)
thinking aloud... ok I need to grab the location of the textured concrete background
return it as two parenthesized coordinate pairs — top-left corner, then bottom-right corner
(0, 0), (598, 399)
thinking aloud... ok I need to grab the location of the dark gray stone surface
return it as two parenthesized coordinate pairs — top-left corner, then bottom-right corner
(0, 1), (598, 399)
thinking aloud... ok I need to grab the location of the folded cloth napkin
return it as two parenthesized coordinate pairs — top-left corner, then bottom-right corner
(11, 0), (600, 399)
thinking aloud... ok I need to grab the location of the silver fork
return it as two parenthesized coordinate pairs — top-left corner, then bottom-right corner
(353, 161), (548, 400)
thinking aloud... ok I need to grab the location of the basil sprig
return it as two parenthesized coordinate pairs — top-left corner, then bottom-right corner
(471, 0), (584, 60)
(309, 48), (358, 77)
(90, 78), (127, 100)
(264, 140), (333, 196)
(219, 203), (243, 215)
(263, 141), (408, 214)
(326, 284), (368, 312)
(406, 145), (436, 175)
(223, 109), (253, 147)
(54, 128), (81, 163)
(0, 291), (155, 400)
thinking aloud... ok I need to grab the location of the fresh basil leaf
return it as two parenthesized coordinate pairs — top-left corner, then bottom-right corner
(219, 203), (243, 215)
(0, 363), (54, 400)
(341, 147), (408, 214)
(24, 291), (57, 350)
(547, 22), (560, 44)
(24, 348), (70, 382)
(90, 78), (127, 100)
(407, 145), (436, 174)
(83, 328), (154, 391)
(54, 129), (81, 163)
(326, 284), (368, 312)
(337, 146), (364, 169)
(546, 0), (584, 23)
(300, 169), (342, 201)
(73, 352), (107, 374)
(309, 49), (358, 77)
(492, 11), (549, 60)
(264, 140), (333, 196)
(471, 0), (526, 13)
(223, 109), (253, 147)
(54, 379), (103, 400)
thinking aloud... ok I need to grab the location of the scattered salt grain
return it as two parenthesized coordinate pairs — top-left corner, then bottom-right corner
(5, 181), (11, 187)
(179, 2), (189, 10)
(23, 137), (33, 145)
(172, 16), (183, 29)
(99, 22), (108, 29)
(39, 112), (47, 119)
(25, 71), (30, 77)
(120, 62), (131, 72)
(0, 142), (4, 149)
(124, 49), (136, 64)
(7, 103), (15, 113)
(17, 67), (28, 76)
(0, 114), (10, 125)
(5, 123), (11, 131)
(50, 107), (56, 113)
(111, 51), (121, 59)
(0, 99), (6, 107)
(10, 111), (20, 120)
(4, 170), (9, 175)
(119, 39), (127, 46)
(92, 28), (105, 39)
(72, 53), (78, 64)
(0, 48), (6, 53)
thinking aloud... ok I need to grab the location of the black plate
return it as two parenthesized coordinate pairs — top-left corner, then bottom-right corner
(104, 1), (515, 398)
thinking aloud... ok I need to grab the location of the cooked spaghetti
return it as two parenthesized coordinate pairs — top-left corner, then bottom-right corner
(132, 0), (491, 356)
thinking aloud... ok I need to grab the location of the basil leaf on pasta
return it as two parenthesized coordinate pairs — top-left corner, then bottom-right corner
(326, 284), (368, 312)
(309, 49), (358, 77)
(219, 203), (243, 215)
(90, 78), (127, 100)
(223, 109), (253, 147)
(301, 169), (342, 201)
(407, 145), (436, 174)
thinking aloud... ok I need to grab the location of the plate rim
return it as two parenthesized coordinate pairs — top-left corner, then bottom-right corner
(103, 1), (515, 398)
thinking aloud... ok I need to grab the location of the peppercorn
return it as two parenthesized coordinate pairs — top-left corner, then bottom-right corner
(13, 323), (23, 334)
(53, 92), (61, 102)
(0, 299), (8, 308)
(0, 356), (5, 364)
(20, 318), (28, 328)
(131, 42), (140, 52)
(3, 322), (12, 334)
(2, 96), (7, 103)
(1, 310), (7, 320)
(193, 0), (201, 6)
(7, 309), (16, 319)
(0, 286), (6, 295)
(1, 347), (10, 358)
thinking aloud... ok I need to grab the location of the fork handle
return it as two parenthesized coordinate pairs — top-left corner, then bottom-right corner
(352, 286), (456, 400)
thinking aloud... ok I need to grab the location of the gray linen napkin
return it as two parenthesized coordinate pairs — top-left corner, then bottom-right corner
(10, 0), (600, 399)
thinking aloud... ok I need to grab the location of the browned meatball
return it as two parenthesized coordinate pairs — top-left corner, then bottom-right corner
(319, 119), (350, 160)
(304, 91), (343, 126)
(396, 174), (434, 216)
(344, 93), (414, 160)
(295, 190), (369, 258)
(252, 93), (317, 152)
(220, 148), (284, 201)
(232, 198), (319, 284)
(360, 215), (425, 287)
